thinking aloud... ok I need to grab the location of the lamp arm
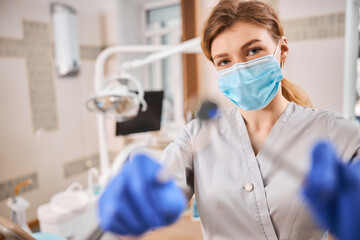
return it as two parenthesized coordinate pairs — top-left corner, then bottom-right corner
(119, 37), (201, 71)
(94, 40), (200, 92)
(95, 46), (171, 92)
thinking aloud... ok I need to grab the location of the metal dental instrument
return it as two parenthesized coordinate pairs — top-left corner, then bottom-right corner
(156, 100), (222, 183)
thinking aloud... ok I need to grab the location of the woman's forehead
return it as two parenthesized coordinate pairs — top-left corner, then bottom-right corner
(211, 21), (274, 54)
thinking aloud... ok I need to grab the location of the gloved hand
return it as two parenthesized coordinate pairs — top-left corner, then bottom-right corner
(303, 141), (360, 240)
(98, 153), (187, 236)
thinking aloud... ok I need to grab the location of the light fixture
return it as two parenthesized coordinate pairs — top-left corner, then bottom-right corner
(85, 72), (147, 123)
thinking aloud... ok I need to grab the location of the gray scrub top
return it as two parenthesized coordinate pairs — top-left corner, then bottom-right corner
(160, 102), (360, 240)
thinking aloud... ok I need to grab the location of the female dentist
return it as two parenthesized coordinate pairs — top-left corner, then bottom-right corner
(98, 0), (360, 239)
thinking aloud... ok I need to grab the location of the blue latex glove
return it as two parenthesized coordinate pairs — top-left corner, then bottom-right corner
(303, 141), (360, 240)
(98, 153), (187, 236)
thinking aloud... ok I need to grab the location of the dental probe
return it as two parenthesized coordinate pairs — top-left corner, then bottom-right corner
(156, 100), (221, 183)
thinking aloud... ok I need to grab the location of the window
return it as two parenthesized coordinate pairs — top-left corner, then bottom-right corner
(142, 0), (184, 125)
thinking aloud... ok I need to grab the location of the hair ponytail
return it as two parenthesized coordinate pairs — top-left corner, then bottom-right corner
(281, 78), (313, 108)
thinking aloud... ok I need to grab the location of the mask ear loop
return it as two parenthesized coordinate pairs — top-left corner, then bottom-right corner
(274, 39), (286, 80)
(274, 39), (285, 71)
(273, 40), (281, 56)
(280, 61), (285, 69)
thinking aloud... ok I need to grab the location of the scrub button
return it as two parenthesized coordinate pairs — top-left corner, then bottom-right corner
(245, 183), (254, 192)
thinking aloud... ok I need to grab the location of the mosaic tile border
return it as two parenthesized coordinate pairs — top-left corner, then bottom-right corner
(63, 151), (118, 178)
(0, 172), (38, 202)
(283, 12), (345, 41)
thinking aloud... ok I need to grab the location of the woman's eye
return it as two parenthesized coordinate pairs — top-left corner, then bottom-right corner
(248, 48), (260, 56)
(218, 59), (230, 66)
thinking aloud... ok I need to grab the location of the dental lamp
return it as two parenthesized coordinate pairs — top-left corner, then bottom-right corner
(87, 37), (201, 185)
(85, 72), (148, 122)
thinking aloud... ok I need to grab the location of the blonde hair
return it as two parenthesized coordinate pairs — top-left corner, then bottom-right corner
(201, 0), (313, 108)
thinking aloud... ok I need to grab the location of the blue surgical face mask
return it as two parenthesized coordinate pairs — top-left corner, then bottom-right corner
(217, 41), (283, 111)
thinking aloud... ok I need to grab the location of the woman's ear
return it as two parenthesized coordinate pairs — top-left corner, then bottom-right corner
(280, 36), (289, 63)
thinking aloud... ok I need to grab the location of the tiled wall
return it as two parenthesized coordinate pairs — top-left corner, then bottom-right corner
(283, 12), (345, 42)
(0, 19), (105, 189)
(0, 20), (104, 134)
(0, 0), (121, 221)
(0, 173), (38, 202)
(23, 20), (58, 132)
(0, 38), (26, 58)
(63, 151), (117, 178)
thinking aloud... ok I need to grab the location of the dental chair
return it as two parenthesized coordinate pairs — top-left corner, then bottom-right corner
(0, 216), (35, 240)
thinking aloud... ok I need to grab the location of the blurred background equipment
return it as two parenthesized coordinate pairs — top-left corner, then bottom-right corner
(115, 91), (163, 135)
(85, 72), (148, 123)
(51, 3), (81, 77)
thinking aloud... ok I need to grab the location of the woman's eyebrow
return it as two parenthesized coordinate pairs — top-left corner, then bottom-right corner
(213, 53), (229, 61)
(213, 39), (262, 60)
(241, 39), (261, 52)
